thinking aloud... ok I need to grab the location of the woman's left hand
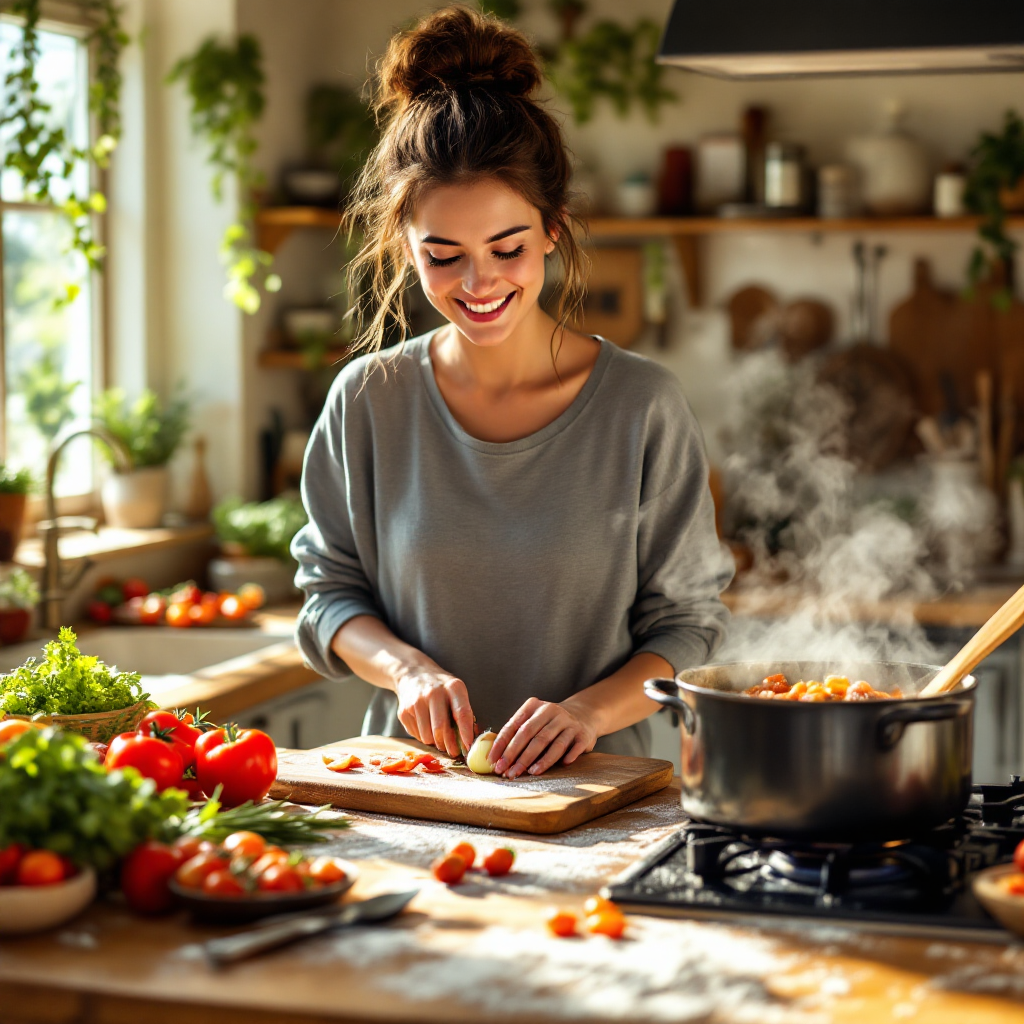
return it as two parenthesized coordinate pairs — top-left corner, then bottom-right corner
(489, 698), (597, 779)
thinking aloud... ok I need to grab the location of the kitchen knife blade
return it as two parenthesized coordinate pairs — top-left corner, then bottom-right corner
(202, 889), (420, 966)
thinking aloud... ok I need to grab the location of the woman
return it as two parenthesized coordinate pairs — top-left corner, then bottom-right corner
(293, 6), (732, 779)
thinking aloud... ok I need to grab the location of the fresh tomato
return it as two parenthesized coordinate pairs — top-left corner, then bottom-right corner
(251, 848), (290, 875)
(1014, 839), (1024, 874)
(171, 835), (207, 861)
(450, 842), (476, 870)
(482, 848), (515, 876)
(121, 577), (150, 601)
(188, 601), (217, 626)
(17, 849), (65, 886)
(175, 852), (229, 888)
(139, 594), (166, 625)
(106, 731), (184, 791)
(0, 719), (35, 745)
(431, 853), (467, 885)
(583, 895), (618, 917)
(218, 594), (248, 621)
(585, 909), (626, 939)
(0, 842), (23, 884)
(237, 583), (266, 611)
(256, 864), (303, 892)
(322, 752), (363, 772)
(408, 752), (446, 773)
(137, 710), (201, 768)
(379, 755), (417, 774)
(165, 602), (192, 628)
(545, 908), (578, 937)
(1003, 874), (1024, 896)
(307, 856), (347, 886)
(120, 841), (183, 914)
(203, 869), (246, 897)
(222, 831), (266, 859)
(170, 582), (202, 606)
(194, 725), (277, 806)
(87, 741), (109, 764)
(87, 599), (113, 624)
(115, 596), (145, 625)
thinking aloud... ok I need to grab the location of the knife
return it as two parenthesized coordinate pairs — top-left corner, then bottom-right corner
(202, 889), (420, 966)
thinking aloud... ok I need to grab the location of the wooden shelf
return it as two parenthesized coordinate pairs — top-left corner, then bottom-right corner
(255, 206), (343, 253)
(258, 348), (351, 369)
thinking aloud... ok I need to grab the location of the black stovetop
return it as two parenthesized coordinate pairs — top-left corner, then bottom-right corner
(604, 778), (1024, 940)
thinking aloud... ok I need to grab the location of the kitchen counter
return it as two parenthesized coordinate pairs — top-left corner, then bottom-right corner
(3, 781), (1024, 1024)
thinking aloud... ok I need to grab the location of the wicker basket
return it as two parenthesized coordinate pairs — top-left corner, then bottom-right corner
(1, 701), (149, 744)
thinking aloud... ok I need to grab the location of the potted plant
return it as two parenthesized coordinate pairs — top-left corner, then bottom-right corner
(0, 466), (33, 562)
(0, 567), (38, 645)
(94, 389), (190, 528)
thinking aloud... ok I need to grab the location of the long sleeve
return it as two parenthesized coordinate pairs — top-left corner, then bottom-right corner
(291, 373), (381, 680)
(630, 395), (734, 673)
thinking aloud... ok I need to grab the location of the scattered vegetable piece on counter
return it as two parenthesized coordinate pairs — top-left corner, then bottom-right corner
(432, 853), (468, 885)
(482, 847), (515, 877)
(583, 895), (618, 917)
(322, 752), (364, 772)
(194, 724), (277, 806)
(546, 908), (578, 937)
(586, 908), (626, 939)
(451, 842), (476, 870)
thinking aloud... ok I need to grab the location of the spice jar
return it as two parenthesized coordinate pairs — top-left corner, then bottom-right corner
(817, 164), (858, 219)
(764, 142), (806, 211)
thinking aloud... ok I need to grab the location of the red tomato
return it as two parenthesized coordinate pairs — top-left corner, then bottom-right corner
(139, 594), (166, 626)
(251, 848), (290, 875)
(170, 583), (202, 606)
(172, 835), (206, 861)
(175, 852), (229, 888)
(482, 848), (515, 876)
(165, 603), (192, 628)
(0, 719), (34, 745)
(106, 731), (184, 791)
(203, 869), (246, 897)
(218, 595), (248, 621)
(450, 842), (476, 870)
(188, 601), (217, 626)
(177, 774), (206, 800)
(138, 710), (201, 768)
(431, 853), (467, 885)
(1003, 874), (1024, 896)
(308, 856), (347, 886)
(121, 577), (150, 601)
(87, 599), (112, 624)
(0, 842), (24, 884)
(583, 895), (618, 917)
(1014, 839), (1024, 874)
(17, 849), (66, 886)
(323, 753), (363, 772)
(120, 841), (183, 914)
(237, 583), (266, 611)
(116, 596), (145, 624)
(545, 908), (578, 937)
(222, 831), (266, 859)
(194, 726), (277, 806)
(585, 909), (626, 939)
(379, 756), (416, 774)
(257, 864), (303, 892)
(87, 741), (109, 764)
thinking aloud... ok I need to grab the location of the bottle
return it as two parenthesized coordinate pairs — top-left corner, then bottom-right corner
(183, 436), (213, 521)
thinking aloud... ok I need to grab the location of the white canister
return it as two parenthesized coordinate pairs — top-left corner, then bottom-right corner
(695, 135), (746, 213)
(933, 170), (967, 218)
(615, 175), (657, 218)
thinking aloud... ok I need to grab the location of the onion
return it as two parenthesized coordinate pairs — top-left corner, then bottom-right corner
(466, 731), (497, 775)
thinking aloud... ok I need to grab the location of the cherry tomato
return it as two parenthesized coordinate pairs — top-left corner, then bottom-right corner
(450, 842), (476, 870)
(583, 895), (618, 917)
(257, 864), (303, 892)
(170, 582), (202, 606)
(106, 731), (184, 791)
(120, 841), (183, 914)
(121, 577), (149, 601)
(545, 908), (578, 937)
(172, 835), (206, 861)
(431, 853), (467, 885)
(203, 869), (246, 897)
(308, 856), (347, 886)
(165, 602), (192, 628)
(218, 594), (248, 621)
(0, 719), (34, 745)
(0, 842), (24, 884)
(188, 601), (217, 626)
(222, 831), (266, 859)
(585, 909), (626, 939)
(116, 596), (145, 624)
(87, 599), (112, 624)
(1003, 874), (1024, 896)
(237, 583), (266, 611)
(251, 848), (290, 875)
(139, 594), (166, 625)
(194, 725), (277, 806)
(138, 710), (201, 769)
(1014, 838), (1024, 874)
(17, 849), (65, 886)
(175, 852), (229, 889)
(482, 848), (515, 876)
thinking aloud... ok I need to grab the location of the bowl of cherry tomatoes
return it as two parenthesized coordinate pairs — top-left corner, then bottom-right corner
(972, 838), (1024, 938)
(0, 846), (97, 935)
(168, 831), (356, 923)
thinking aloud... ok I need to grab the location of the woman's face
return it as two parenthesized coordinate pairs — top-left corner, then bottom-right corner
(407, 178), (556, 348)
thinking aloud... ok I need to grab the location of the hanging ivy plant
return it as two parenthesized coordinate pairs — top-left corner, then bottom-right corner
(167, 34), (280, 315)
(0, 0), (127, 303)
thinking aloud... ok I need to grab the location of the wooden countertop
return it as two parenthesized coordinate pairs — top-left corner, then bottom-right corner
(2, 781), (1023, 1024)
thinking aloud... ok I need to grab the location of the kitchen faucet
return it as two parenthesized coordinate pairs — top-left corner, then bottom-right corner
(40, 422), (133, 630)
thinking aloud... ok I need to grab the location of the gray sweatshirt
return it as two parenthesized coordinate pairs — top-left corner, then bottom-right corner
(292, 332), (733, 757)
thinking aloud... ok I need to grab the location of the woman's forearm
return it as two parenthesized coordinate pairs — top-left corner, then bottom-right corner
(330, 615), (438, 693)
(561, 652), (674, 739)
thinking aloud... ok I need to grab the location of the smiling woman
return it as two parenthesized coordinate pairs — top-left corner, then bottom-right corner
(291, 6), (733, 780)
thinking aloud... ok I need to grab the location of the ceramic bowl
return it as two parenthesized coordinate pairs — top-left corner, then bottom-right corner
(283, 169), (340, 206)
(0, 868), (97, 935)
(168, 861), (357, 924)
(972, 864), (1024, 937)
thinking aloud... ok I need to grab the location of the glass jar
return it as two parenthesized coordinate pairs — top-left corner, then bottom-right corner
(764, 142), (806, 210)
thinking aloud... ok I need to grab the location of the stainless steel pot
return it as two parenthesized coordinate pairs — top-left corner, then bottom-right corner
(644, 661), (976, 841)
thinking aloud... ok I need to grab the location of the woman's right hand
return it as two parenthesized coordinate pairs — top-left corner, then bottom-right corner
(395, 668), (475, 758)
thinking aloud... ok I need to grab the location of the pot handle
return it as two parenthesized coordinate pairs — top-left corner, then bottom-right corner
(643, 678), (696, 735)
(876, 701), (964, 750)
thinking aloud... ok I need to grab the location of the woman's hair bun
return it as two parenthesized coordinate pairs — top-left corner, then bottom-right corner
(378, 6), (541, 108)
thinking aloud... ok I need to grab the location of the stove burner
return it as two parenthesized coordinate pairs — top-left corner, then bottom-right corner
(765, 848), (917, 889)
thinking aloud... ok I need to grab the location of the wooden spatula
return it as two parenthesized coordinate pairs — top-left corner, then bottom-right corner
(920, 582), (1024, 696)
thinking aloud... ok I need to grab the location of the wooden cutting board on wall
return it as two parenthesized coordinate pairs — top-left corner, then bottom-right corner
(270, 735), (674, 834)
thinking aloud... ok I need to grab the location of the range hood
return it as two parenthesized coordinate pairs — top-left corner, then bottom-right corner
(658, 0), (1024, 78)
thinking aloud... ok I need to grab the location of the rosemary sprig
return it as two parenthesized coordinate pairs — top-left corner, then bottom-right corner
(179, 791), (348, 847)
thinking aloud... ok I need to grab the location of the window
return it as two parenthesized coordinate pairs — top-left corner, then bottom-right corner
(0, 15), (101, 498)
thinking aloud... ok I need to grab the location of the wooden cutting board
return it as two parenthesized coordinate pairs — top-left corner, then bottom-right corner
(270, 735), (674, 834)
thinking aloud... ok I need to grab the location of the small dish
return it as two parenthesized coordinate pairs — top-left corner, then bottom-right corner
(972, 863), (1024, 937)
(169, 861), (357, 924)
(0, 868), (97, 935)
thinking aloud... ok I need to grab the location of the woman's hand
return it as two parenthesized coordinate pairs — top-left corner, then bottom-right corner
(489, 698), (597, 779)
(395, 668), (476, 759)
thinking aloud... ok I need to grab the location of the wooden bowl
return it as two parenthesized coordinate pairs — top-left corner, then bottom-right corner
(0, 868), (97, 936)
(972, 864), (1024, 937)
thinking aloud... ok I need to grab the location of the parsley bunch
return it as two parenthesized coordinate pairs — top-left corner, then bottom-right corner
(0, 627), (148, 717)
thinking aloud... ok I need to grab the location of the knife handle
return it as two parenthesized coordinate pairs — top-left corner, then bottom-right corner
(205, 908), (355, 966)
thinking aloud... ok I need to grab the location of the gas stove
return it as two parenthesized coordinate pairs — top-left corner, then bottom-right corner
(604, 778), (1024, 941)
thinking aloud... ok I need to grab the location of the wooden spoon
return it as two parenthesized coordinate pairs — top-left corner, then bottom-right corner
(920, 582), (1024, 696)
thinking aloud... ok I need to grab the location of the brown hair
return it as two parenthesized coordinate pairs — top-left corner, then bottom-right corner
(345, 5), (588, 360)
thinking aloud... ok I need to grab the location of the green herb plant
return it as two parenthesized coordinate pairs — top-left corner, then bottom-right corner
(0, 464), (33, 495)
(0, 626), (148, 717)
(19, 349), (81, 442)
(0, 0), (127, 301)
(166, 34), (281, 314)
(0, 568), (39, 611)
(212, 496), (308, 562)
(0, 727), (188, 870)
(964, 109), (1024, 310)
(93, 387), (190, 469)
(180, 791), (347, 846)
